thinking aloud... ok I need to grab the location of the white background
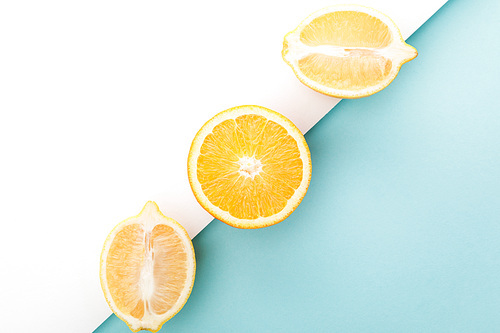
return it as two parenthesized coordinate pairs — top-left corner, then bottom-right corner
(0, 0), (446, 331)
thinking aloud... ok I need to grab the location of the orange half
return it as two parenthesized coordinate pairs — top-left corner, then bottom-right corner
(188, 105), (311, 229)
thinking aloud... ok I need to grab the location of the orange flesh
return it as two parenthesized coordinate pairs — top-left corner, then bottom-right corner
(298, 53), (392, 90)
(106, 223), (188, 319)
(197, 114), (303, 219)
(296, 11), (394, 91)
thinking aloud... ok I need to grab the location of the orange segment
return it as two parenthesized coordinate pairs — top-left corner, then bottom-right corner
(150, 224), (189, 314)
(298, 53), (393, 90)
(106, 224), (145, 318)
(299, 11), (392, 48)
(282, 5), (417, 98)
(100, 202), (196, 333)
(188, 105), (311, 228)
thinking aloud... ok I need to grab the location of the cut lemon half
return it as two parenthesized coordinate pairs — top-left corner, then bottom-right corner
(282, 5), (417, 98)
(188, 105), (311, 229)
(100, 201), (196, 332)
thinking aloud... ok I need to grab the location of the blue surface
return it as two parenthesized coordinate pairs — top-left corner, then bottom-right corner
(95, 0), (500, 331)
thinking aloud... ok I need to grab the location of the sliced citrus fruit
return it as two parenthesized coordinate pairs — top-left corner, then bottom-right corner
(100, 201), (196, 332)
(188, 105), (311, 229)
(282, 5), (418, 98)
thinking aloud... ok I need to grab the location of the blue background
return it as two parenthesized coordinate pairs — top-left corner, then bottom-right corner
(96, 0), (500, 331)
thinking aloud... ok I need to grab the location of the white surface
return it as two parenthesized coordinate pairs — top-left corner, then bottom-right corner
(0, 0), (446, 331)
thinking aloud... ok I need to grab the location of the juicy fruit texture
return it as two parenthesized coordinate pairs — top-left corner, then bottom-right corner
(282, 5), (418, 98)
(188, 105), (311, 229)
(100, 202), (196, 332)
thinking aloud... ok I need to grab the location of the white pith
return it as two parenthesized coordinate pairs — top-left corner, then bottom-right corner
(238, 156), (263, 179)
(283, 4), (417, 98)
(188, 105), (312, 228)
(100, 202), (195, 332)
